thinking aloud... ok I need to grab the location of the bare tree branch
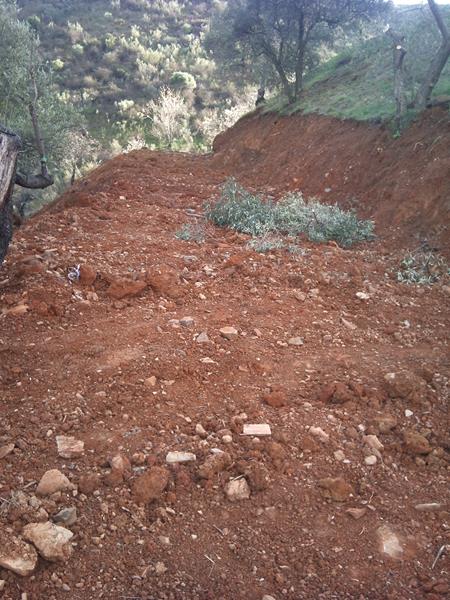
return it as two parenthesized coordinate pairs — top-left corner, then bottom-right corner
(15, 171), (54, 188)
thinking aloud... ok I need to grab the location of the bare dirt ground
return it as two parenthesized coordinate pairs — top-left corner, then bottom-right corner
(0, 112), (449, 600)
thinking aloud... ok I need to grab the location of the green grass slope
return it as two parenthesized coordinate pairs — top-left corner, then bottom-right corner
(264, 5), (450, 123)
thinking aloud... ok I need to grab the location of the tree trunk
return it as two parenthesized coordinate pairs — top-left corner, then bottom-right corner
(414, 0), (450, 110)
(294, 17), (307, 102)
(0, 129), (21, 266)
(294, 51), (305, 100)
(262, 43), (295, 103)
(388, 30), (407, 128)
(414, 40), (450, 110)
(272, 58), (295, 103)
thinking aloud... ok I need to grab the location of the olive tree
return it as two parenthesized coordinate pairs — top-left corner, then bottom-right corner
(0, 0), (85, 265)
(414, 0), (450, 110)
(207, 0), (390, 104)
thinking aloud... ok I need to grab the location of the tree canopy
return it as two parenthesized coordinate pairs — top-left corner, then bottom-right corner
(0, 0), (85, 181)
(207, 0), (391, 103)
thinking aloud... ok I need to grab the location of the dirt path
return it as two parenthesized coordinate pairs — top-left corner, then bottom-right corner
(0, 147), (449, 600)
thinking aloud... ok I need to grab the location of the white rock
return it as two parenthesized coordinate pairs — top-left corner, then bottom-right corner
(356, 292), (370, 300)
(158, 536), (171, 545)
(144, 376), (157, 387)
(195, 423), (207, 438)
(225, 478), (251, 501)
(0, 580), (5, 591)
(36, 469), (75, 496)
(364, 455), (377, 466)
(0, 536), (38, 576)
(222, 435), (233, 444)
(220, 326), (238, 340)
(155, 561), (167, 575)
(165, 451), (196, 464)
(309, 426), (329, 443)
(56, 436), (84, 459)
(243, 424), (271, 436)
(414, 503), (444, 512)
(405, 409), (414, 417)
(195, 331), (209, 343)
(293, 291), (306, 302)
(363, 434), (384, 451)
(23, 522), (73, 562)
(288, 337), (304, 346)
(341, 317), (357, 330)
(376, 525), (403, 559)
(262, 596), (276, 600)
(334, 450), (345, 462)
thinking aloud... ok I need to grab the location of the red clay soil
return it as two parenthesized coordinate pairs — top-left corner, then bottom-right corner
(0, 111), (449, 600)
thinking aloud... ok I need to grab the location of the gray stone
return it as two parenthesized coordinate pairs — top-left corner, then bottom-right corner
(196, 331), (209, 343)
(180, 316), (195, 328)
(53, 507), (77, 527)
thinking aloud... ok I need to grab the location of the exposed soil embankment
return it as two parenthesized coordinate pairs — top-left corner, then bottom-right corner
(212, 108), (450, 251)
(0, 110), (449, 600)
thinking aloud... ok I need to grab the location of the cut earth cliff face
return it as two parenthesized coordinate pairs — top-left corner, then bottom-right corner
(212, 107), (450, 254)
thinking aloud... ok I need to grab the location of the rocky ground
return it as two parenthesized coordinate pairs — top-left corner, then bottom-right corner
(0, 146), (449, 600)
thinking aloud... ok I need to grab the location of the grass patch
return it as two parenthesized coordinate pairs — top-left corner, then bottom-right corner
(206, 179), (375, 248)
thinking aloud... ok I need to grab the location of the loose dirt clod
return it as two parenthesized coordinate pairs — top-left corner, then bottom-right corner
(36, 470), (75, 496)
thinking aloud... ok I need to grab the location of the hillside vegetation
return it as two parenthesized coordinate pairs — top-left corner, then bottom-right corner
(17, 0), (450, 149)
(17, 0), (256, 151)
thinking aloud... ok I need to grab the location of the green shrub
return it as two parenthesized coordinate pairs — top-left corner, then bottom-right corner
(206, 179), (275, 236)
(247, 235), (285, 253)
(170, 71), (196, 89)
(397, 250), (449, 285)
(175, 221), (206, 242)
(206, 179), (375, 248)
(52, 58), (64, 71)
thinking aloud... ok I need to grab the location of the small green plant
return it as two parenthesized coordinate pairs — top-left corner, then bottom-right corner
(175, 221), (205, 242)
(247, 235), (285, 253)
(206, 179), (375, 248)
(205, 179), (275, 237)
(397, 250), (449, 285)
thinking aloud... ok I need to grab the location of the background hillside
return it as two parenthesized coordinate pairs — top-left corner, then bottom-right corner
(17, 0), (450, 147)
(17, 0), (256, 152)
(9, 0), (450, 215)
